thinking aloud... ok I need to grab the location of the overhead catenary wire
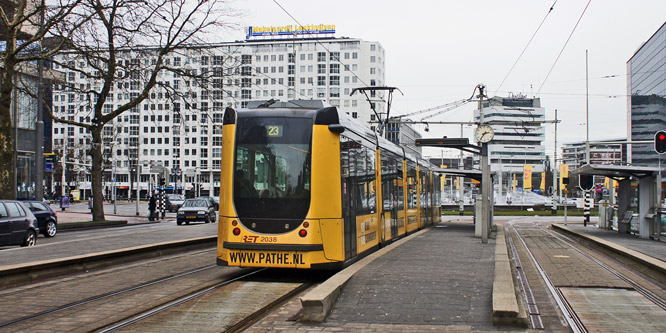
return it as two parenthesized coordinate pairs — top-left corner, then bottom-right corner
(536, 0), (592, 96)
(494, 0), (558, 96)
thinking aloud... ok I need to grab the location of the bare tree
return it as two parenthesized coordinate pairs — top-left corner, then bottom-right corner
(48, 0), (236, 221)
(0, 0), (85, 199)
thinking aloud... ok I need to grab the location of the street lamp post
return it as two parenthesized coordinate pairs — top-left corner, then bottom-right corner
(171, 167), (182, 195)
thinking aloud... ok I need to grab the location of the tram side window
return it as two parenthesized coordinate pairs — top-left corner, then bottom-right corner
(407, 163), (417, 209)
(396, 160), (404, 210)
(366, 147), (376, 213)
(381, 152), (401, 211)
(355, 146), (377, 215)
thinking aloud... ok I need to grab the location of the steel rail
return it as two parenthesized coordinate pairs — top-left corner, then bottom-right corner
(512, 225), (587, 333)
(223, 282), (312, 333)
(0, 264), (217, 329)
(505, 227), (544, 329)
(547, 227), (666, 310)
(96, 268), (267, 332)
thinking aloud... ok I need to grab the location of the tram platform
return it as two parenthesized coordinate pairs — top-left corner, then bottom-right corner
(253, 218), (513, 331)
(251, 217), (666, 332)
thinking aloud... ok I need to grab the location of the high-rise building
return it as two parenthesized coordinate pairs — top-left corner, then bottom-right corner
(51, 34), (386, 198)
(475, 96), (546, 172)
(627, 21), (666, 166)
(473, 96), (546, 191)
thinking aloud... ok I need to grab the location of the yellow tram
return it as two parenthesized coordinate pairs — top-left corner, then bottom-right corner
(217, 101), (442, 269)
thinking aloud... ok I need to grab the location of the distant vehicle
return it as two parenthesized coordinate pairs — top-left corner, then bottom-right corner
(198, 196), (218, 210)
(0, 200), (39, 247)
(24, 201), (58, 237)
(177, 198), (216, 225)
(165, 194), (185, 212)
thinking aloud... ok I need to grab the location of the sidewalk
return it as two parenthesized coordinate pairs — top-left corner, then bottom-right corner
(49, 201), (170, 225)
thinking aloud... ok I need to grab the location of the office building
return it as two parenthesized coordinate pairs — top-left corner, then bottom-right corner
(561, 139), (627, 167)
(51, 31), (385, 198)
(627, 21), (666, 166)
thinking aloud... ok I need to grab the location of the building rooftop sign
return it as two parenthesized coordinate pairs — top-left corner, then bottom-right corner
(246, 24), (335, 39)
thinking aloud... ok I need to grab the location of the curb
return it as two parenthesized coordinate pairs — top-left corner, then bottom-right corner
(0, 236), (216, 288)
(59, 220), (128, 230)
(552, 224), (666, 285)
(300, 228), (429, 322)
(492, 227), (528, 327)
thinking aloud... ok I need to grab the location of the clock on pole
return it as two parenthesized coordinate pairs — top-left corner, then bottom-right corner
(474, 124), (494, 143)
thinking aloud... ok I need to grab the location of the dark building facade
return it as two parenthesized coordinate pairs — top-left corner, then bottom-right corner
(627, 21), (666, 166)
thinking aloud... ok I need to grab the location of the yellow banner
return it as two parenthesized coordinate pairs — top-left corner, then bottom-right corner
(456, 176), (460, 190)
(540, 172), (546, 192)
(441, 165), (446, 191)
(523, 165), (533, 191)
(559, 164), (569, 191)
(604, 177), (617, 189)
(512, 174), (516, 192)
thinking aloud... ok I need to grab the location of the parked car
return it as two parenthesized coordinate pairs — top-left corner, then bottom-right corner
(177, 198), (216, 225)
(165, 194), (185, 212)
(0, 200), (39, 247)
(198, 196), (218, 210)
(24, 200), (58, 237)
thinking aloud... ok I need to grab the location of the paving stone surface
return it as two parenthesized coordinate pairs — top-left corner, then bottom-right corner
(325, 222), (496, 330)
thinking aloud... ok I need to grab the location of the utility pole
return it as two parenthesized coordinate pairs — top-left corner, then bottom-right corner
(585, 50), (590, 165)
(458, 124), (464, 216)
(479, 85), (490, 244)
(61, 140), (66, 202)
(552, 109), (558, 214)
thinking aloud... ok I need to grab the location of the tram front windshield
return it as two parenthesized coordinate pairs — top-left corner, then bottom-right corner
(233, 117), (312, 231)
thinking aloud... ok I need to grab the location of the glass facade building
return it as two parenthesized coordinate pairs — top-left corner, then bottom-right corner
(627, 22), (666, 166)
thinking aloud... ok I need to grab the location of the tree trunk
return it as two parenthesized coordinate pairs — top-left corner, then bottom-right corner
(0, 57), (17, 200)
(91, 126), (105, 221)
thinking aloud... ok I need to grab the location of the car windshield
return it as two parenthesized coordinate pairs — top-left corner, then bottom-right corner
(168, 195), (184, 201)
(183, 199), (206, 208)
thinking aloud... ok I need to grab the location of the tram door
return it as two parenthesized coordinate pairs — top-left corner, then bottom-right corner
(340, 136), (357, 260)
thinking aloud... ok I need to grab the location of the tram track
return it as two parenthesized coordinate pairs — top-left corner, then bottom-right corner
(508, 225), (586, 333)
(98, 268), (268, 332)
(547, 227), (666, 311)
(0, 247), (244, 332)
(509, 223), (666, 333)
(0, 264), (218, 329)
(103, 269), (322, 333)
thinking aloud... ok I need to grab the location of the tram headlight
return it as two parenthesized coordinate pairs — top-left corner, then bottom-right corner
(231, 220), (238, 226)
(233, 228), (241, 236)
(299, 229), (307, 237)
(303, 221), (309, 228)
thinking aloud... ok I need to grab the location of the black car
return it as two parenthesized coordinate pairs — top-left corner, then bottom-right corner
(24, 201), (58, 237)
(176, 198), (216, 225)
(165, 194), (185, 212)
(0, 200), (39, 247)
(198, 196), (218, 210)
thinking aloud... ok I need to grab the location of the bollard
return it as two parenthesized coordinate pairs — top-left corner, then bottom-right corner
(584, 191), (590, 226)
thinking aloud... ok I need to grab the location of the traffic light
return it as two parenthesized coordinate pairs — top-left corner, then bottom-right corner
(655, 131), (666, 154)
(579, 174), (594, 191)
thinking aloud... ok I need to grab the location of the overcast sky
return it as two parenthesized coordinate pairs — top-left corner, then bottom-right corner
(222, 0), (666, 159)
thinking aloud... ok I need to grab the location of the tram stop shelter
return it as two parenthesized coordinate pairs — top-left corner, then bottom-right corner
(432, 167), (492, 238)
(432, 167), (482, 181)
(571, 164), (664, 239)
